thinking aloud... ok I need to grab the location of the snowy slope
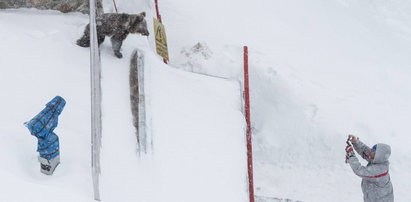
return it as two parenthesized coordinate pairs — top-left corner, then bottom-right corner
(0, 9), (92, 201)
(98, 49), (248, 202)
(0, 5), (248, 202)
(158, 0), (411, 201)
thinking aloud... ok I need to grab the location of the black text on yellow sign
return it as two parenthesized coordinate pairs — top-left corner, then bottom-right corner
(153, 18), (169, 61)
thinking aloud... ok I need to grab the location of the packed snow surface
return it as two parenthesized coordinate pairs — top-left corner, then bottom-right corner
(0, 7), (247, 202)
(157, 0), (411, 201)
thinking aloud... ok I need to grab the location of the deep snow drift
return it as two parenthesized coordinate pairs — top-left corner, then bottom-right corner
(158, 0), (411, 201)
(0, 7), (247, 202)
(0, 10), (93, 201)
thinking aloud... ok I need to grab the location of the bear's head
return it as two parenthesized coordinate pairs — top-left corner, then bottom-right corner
(129, 12), (149, 36)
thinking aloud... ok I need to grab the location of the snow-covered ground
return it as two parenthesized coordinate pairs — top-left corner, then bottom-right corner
(0, 6), (247, 202)
(157, 0), (411, 201)
(0, 10), (92, 201)
(1, 0), (411, 201)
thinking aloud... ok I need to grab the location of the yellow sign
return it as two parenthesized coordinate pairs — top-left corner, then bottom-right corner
(153, 18), (169, 61)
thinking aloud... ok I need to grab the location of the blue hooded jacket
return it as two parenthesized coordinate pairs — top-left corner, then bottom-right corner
(25, 96), (66, 160)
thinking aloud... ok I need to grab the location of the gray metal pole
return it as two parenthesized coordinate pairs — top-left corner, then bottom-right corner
(89, 0), (102, 200)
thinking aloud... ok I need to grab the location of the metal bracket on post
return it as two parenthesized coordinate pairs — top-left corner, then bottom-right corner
(136, 51), (149, 153)
(130, 50), (150, 154)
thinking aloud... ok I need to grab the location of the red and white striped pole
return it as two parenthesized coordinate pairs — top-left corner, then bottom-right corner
(243, 46), (255, 202)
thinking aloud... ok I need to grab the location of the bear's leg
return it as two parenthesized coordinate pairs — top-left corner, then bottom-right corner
(110, 37), (124, 58)
(77, 35), (90, 47)
(97, 34), (105, 46)
(76, 24), (91, 47)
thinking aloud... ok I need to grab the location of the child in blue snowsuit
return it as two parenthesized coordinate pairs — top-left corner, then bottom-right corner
(25, 96), (66, 175)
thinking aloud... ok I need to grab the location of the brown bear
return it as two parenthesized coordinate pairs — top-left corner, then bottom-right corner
(77, 12), (149, 58)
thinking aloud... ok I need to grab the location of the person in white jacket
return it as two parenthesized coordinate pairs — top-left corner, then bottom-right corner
(346, 135), (394, 202)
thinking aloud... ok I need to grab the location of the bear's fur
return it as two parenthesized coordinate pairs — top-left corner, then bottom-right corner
(77, 12), (149, 58)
